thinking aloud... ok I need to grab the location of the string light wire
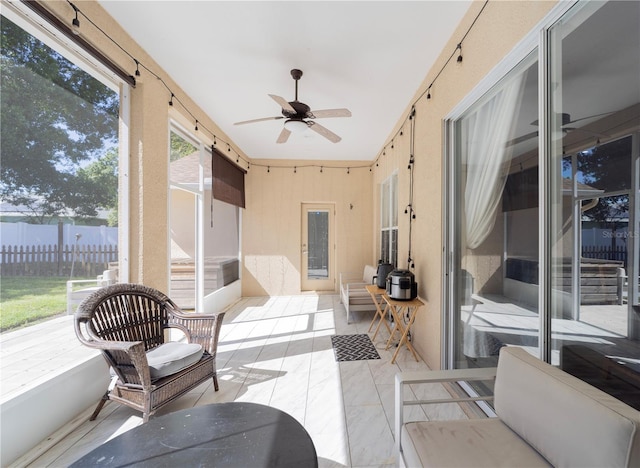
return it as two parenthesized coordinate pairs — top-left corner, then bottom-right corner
(63, 0), (489, 173)
(372, 0), (488, 166)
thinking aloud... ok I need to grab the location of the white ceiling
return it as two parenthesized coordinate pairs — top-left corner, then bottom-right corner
(99, 1), (471, 161)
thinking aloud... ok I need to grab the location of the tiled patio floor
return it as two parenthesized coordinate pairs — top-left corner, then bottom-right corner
(7, 294), (449, 467)
(2, 295), (632, 466)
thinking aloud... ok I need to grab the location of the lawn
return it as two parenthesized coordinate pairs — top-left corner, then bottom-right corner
(0, 276), (76, 332)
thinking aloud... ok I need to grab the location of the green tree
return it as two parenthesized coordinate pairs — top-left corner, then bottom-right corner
(0, 16), (118, 223)
(577, 137), (631, 224)
(72, 148), (119, 223)
(170, 132), (198, 161)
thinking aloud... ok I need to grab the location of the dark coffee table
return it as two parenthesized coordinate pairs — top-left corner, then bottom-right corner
(70, 402), (318, 467)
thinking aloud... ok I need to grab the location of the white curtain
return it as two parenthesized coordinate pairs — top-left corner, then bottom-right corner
(463, 73), (526, 249)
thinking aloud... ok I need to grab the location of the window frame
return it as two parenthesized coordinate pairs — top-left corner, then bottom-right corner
(380, 171), (398, 266)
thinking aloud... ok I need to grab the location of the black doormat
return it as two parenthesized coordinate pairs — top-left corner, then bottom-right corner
(331, 334), (381, 361)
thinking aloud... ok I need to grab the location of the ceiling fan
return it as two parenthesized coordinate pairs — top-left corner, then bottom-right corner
(233, 69), (351, 144)
(507, 112), (612, 147)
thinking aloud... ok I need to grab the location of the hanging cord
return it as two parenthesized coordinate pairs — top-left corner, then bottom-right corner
(406, 106), (416, 269)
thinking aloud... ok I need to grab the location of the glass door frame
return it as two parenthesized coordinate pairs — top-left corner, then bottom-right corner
(442, 1), (578, 369)
(444, 0), (640, 368)
(301, 203), (335, 291)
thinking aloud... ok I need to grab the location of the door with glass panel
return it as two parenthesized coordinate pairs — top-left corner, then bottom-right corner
(301, 203), (335, 291)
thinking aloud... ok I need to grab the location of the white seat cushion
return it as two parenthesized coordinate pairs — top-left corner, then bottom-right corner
(495, 346), (640, 468)
(402, 418), (550, 467)
(146, 342), (204, 379)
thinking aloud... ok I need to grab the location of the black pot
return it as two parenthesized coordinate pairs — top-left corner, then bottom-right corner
(375, 263), (394, 289)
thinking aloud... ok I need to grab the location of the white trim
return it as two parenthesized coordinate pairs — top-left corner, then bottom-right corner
(119, 84), (131, 283)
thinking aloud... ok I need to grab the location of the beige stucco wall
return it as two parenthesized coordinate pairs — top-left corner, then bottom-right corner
(37, 0), (558, 370)
(242, 161), (373, 296)
(371, 0), (557, 369)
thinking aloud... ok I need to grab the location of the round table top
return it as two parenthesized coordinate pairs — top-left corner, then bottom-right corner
(70, 402), (318, 467)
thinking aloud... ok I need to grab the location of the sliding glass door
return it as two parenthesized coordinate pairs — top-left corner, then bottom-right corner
(450, 53), (539, 369)
(446, 0), (640, 409)
(547, 1), (640, 408)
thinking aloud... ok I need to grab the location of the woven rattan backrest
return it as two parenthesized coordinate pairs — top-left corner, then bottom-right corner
(81, 283), (172, 351)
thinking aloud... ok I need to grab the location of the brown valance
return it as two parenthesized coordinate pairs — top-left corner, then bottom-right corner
(212, 148), (246, 208)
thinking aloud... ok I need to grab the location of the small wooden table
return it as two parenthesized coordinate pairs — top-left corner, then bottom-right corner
(383, 295), (424, 364)
(70, 402), (318, 467)
(366, 284), (392, 340)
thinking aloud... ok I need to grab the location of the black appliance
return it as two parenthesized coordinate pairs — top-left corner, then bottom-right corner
(374, 263), (394, 289)
(386, 269), (418, 300)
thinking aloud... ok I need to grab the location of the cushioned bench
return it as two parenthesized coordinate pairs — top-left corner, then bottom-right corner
(396, 346), (640, 467)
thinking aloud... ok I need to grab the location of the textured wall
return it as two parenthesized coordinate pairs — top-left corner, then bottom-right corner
(242, 161), (373, 296)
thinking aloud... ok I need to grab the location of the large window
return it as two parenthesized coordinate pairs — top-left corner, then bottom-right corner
(446, 0), (640, 409)
(380, 172), (398, 266)
(169, 127), (240, 311)
(0, 8), (126, 329)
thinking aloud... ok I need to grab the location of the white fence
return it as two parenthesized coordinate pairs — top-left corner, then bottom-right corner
(0, 222), (117, 248)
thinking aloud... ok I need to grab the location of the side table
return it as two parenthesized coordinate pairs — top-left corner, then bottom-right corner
(382, 295), (425, 364)
(366, 284), (391, 340)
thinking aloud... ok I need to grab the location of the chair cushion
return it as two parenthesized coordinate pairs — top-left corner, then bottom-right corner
(146, 342), (204, 379)
(402, 419), (550, 467)
(495, 346), (640, 468)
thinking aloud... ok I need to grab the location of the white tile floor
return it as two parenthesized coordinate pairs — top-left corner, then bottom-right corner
(24, 294), (453, 467)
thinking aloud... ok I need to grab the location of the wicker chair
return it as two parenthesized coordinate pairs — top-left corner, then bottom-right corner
(74, 283), (225, 422)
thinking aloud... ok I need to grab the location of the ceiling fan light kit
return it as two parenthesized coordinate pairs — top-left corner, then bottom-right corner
(284, 119), (309, 133)
(234, 68), (351, 144)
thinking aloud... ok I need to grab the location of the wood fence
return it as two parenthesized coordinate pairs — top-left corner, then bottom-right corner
(1, 244), (118, 277)
(582, 245), (627, 267)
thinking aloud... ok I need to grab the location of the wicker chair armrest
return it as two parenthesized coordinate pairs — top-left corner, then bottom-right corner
(74, 318), (142, 353)
(167, 309), (226, 356)
(74, 326), (152, 387)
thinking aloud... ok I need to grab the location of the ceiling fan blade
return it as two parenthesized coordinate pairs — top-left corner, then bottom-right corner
(308, 121), (341, 143)
(269, 94), (296, 114)
(307, 108), (352, 119)
(566, 111), (616, 125)
(507, 131), (538, 146)
(530, 111), (617, 127)
(234, 116), (283, 125)
(276, 127), (291, 144)
(567, 127), (610, 138)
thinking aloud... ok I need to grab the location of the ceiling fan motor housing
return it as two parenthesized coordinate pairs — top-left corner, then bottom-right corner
(283, 100), (311, 119)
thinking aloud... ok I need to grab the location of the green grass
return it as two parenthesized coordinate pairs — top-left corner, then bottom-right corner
(0, 276), (77, 332)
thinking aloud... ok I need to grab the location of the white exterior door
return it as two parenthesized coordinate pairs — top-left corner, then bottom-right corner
(301, 203), (335, 291)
